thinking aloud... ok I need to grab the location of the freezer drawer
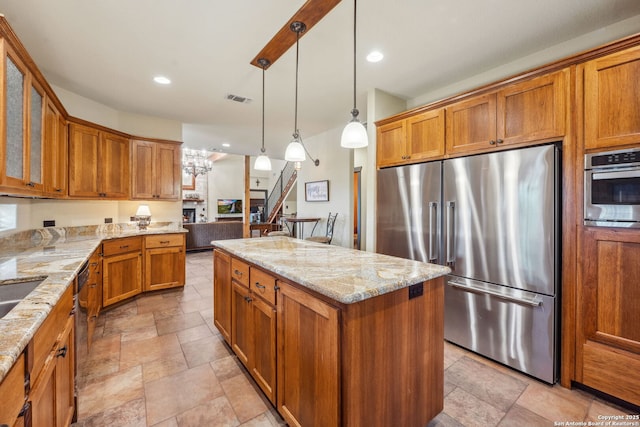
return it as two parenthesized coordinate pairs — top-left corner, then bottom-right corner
(444, 276), (557, 383)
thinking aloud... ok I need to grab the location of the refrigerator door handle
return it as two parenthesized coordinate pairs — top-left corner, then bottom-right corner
(447, 280), (543, 307)
(428, 201), (438, 262)
(446, 201), (455, 267)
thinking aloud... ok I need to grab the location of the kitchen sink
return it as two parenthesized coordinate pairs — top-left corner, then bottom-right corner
(0, 278), (46, 319)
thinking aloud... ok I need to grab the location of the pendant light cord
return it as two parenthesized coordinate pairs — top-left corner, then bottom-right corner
(294, 27), (300, 137)
(352, 0), (357, 112)
(261, 63), (266, 153)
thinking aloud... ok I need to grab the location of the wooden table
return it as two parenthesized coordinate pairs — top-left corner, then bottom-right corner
(284, 217), (320, 238)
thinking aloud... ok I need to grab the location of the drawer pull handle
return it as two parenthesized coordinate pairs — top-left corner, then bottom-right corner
(274, 285), (280, 291)
(56, 345), (68, 358)
(244, 296), (253, 303)
(89, 284), (97, 288)
(120, 245), (129, 249)
(160, 240), (170, 244)
(234, 270), (243, 277)
(254, 282), (265, 289)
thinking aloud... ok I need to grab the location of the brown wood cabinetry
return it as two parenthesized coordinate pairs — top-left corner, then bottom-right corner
(80, 247), (103, 350)
(583, 45), (640, 151)
(43, 98), (67, 197)
(143, 234), (185, 291)
(0, 352), (26, 427)
(576, 228), (640, 406)
(29, 285), (74, 427)
(102, 236), (142, 307)
(213, 249), (232, 344)
(377, 108), (445, 168)
(131, 139), (181, 200)
(68, 122), (130, 199)
(446, 70), (567, 155)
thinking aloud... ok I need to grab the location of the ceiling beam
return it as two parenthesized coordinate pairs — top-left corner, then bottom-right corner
(250, 0), (342, 69)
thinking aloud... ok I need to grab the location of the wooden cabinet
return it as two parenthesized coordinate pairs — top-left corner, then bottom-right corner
(131, 139), (181, 200)
(583, 45), (640, 151)
(29, 284), (74, 427)
(0, 43), (45, 195)
(43, 98), (67, 197)
(230, 263), (278, 403)
(82, 247), (103, 351)
(277, 281), (339, 427)
(102, 236), (142, 307)
(143, 234), (185, 291)
(0, 352), (26, 427)
(377, 108), (445, 168)
(446, 70), (567, 155)
(213, 249), (232, 344)
(68, 123), (130, 199)
(577, 228), (640, 406)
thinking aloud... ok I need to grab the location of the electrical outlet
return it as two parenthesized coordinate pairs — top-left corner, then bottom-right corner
(104, 218), (113, 224)
(408, 283), (423, 300)
(43, 220), (55, 227)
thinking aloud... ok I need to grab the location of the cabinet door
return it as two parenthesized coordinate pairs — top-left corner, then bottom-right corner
(144, 246), (185, 291)
(231, 281), (252, 367)
(155, 142), (181, 200)
(213, 249), (232, 344)
(103, 250), (142, 307)
(584, 45), (640, 150)
(68, 124), (100, 197)
(100, 132), (130, 198)
(251, 295), (276, 403)
(376, 120), (406, 168)
(0, 353), (25, 427)
(445, 93), (497, 155)
(578, 228), (640, 406)
(26, 76), (45, 193)
(497, 70), (566, 146)
(406, 108), (445, 162)
(43, 99), (67, 196)
(277, 282), (339, 427)
(131, 140), (155, 199)
(55, 316), (74, 427)
(29, 355), (56, 427)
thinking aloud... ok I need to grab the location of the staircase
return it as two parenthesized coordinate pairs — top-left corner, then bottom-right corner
(265, 162), (297, 224)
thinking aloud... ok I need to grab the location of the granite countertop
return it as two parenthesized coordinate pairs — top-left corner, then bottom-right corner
(212, 237), (450, 305)
(0, 223), (186, 383)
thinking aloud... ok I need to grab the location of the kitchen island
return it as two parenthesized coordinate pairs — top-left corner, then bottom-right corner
(212, 237), (450, 427)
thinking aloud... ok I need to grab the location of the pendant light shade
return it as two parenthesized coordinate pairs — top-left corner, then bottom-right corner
(254, 58), (273, 171)
(341, 0), (368, 149)
(285, 133), (306, 162)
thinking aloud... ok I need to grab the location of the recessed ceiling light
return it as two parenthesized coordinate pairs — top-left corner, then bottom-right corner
(366, 51), (384, 63)
(222, 143), (230, 148)
(153, 76), (171, 84)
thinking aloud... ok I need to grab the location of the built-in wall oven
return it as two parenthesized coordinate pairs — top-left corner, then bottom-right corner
(585, 147), (640, 228)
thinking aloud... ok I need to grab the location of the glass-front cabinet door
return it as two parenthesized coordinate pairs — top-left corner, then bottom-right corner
(2, 43), (44, 194)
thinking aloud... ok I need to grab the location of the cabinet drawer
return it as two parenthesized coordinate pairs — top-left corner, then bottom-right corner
(102, 236), (142, 257)
(145, 233), (185, 249)
(231, 258), (249, 288)
(250, 268), (277, 306)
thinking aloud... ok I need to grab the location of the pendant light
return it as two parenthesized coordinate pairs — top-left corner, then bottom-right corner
(254, 58), (272, 171)
(340, 0), (368, 148)
(284, 22), (319, 166)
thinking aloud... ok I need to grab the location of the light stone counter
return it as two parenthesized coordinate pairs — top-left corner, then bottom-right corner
(0, 223), (186, 382)
(212, 237), (450, 304)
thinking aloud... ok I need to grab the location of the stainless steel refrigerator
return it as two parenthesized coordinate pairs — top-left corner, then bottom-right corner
(377, 144), (559, 383)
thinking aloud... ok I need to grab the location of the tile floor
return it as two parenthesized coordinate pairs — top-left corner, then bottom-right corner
(72, 250), (637, 427)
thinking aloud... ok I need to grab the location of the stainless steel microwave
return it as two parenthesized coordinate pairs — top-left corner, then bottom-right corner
(584, 148), (640, 228)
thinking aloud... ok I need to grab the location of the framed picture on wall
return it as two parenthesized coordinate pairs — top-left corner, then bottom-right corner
(182, 168), (195, 190)
(305, 180), (329, 202)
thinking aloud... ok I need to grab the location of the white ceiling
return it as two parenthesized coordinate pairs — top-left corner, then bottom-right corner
(1, 1), (639, 159)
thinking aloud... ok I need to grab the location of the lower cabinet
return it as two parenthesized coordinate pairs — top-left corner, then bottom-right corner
(29, 285), (75, 427)
(143, 234), (186, 291)
(102, 236), (143, 307)
(213, 249), (232, 343)
(577, 227), (640, 406)
(0, 353), (26, 426)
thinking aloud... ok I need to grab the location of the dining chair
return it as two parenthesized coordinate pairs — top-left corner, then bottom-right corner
(305, 212), (338, 244)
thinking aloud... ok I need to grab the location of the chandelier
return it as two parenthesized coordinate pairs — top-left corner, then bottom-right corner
(182, 148), (213, 177)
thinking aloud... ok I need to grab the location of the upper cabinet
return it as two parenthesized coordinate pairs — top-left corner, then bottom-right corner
(131, 139), (181, 200)
(583, 45), (640, 151)
(68, 122), (130, 199)
(0, 42), (46, 195)
(43, 98), (67, 197)
(446, 69), (567, 155)
(377, 108), (445, 168)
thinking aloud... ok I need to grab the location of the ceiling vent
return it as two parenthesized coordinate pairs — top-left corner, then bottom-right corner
(225, 94), (252, 104)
